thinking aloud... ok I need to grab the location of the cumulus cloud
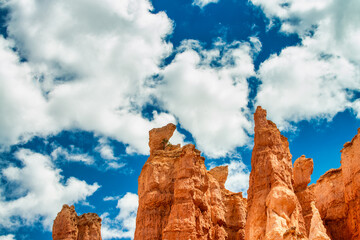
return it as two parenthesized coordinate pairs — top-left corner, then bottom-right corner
(101, 193), (138, 239)
(0, 0), (184, 154)
(95, 138), (117, 161)
(256, 46), (358, 128)
(51, 145), (95, 165)
(225, 160), (250, 195)
(0, 149), (100, 229)
(252, 0), (360, 127)
(192, 0), (219, 8)
(0, 235), (15, 240)
(157, 40), (255, 157)
(0, 0), (260, 159)
(0, 36), (54, 148)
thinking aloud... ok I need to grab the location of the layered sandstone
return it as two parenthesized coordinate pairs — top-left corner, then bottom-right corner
(341, 130), (360, 239)
(53, 205), (102, 240)
(308, 201), (331, 240)
(134, 123), (247, 240)
(52, 107), (360, 240)
(309, 169), (350, 239)
(245, 106), (306, 240)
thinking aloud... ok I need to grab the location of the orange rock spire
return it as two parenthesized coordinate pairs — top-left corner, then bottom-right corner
(245, 106), (307, 239)
(134, 123), (247, 240)
(52, 106), (360, 240)
(52, 205), (102, 240)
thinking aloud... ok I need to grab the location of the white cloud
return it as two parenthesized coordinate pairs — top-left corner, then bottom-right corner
(0, 234), (15, 240)
(0, 36), (55, 148)
(251, 0), (360, 126)
(101, 192), (138, 240)
(95, 138), (117, 161)
(0, 0), (184, 154)
(0, 149), (100, 229)
(157, 40), (255, 157)
(51, 146), (94, 165)
(225, 160), (250, 195)
(192, 0), (219, 8)
(256, 46), (358, 129)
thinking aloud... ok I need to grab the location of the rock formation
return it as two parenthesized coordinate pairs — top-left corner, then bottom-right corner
(52, 106), (360, 240)
(245, 106), (306, 240)
(134, 123), (247, 240)
(341, 130), (360, 239)
(293, 155), (315, 235)
(308, 202), (330, 240)
(53, 205), (102, 240)
(308, 128), (360, 240)
(309, 169), (350, 239)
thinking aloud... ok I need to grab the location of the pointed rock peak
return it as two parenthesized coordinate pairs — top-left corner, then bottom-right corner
(253, 106), (290, 152)
(309, 202), (331, 240)
(254, 106), (268, 128)
(53, 205), (102, 240)
(293, 155), (314, 192)
(149, 123), (177, 155)
(209, 165), (228, 188)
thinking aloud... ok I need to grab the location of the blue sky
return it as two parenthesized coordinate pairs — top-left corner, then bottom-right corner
(0, 0), (360, 239)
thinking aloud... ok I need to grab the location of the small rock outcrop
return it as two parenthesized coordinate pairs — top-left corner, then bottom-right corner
(53, 205), (102, 240)
(308, 202), (330, 240)
(245, 107), (306, 240)
(134, 124), (247, 240)
(293, 155), (315, 235)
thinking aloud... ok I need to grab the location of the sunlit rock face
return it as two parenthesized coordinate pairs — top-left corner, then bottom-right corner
(51, 107), (360, 240)
(341, 130), (360, 240)
(310, 168), (350, 240)
(293, 155), (315, 235)
(134, 124), (247, 240)
(52, 205), (102, 240)
(306, 129), (360, 240)
(245, 106), (307, 240)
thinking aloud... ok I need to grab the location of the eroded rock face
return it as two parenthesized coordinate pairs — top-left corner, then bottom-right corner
(293, 156), (315, 235)
(134, 124), (247, 240)
(308, 202), (331, 240)
(310, 169), (350, 240)
(53, 205), (102, 240)
(245, 106), (306, 240)
(341, 130), (360, 240)
(308, 129), (360, 240)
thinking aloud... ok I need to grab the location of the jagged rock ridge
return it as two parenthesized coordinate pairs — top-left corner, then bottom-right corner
(134, 123), (247, 240)
(52, 204), (102, 240)
(52, 106), (360, 240)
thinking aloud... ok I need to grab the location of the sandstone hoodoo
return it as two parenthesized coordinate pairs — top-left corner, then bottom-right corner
(134, 123), (247, 240)
(245, 106), (307, 240)
(52, 106), (360, 240)
(52, 205), (102, 240)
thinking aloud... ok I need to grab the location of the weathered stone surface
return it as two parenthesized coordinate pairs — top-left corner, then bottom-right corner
(245, 106), (306, 240)
(134, 124), (247, 240)
(293, 156), (315, 235)
(308, 202), (330, 240)
(341, 128), (360, 240)
(53, 205), (102, 240)
(293, 156), (314, 192)
(149, 123), (177, 155)
(310, 168), (350, 240)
